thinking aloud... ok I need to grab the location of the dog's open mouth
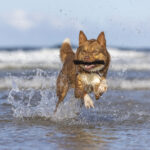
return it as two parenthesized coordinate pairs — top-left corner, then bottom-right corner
(74, 60), (105, 71)
(84, 64), (95, 70)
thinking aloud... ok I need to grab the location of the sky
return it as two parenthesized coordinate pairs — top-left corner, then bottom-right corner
(0, 0), (150, 47)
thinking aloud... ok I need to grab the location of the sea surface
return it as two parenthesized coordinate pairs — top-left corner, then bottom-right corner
(0, 47), (150, 150)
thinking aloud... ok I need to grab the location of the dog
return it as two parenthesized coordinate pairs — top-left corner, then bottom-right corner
(54, 31), (110, 112)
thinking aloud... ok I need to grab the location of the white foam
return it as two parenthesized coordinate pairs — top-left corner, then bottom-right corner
(108, 79), (150, 90)
(109, 48), (150, 71)
(0, 69), (56, 90)
(0, 48), (61, 69)
(0, 68), (149, 90)
(0, 48), (149, 70)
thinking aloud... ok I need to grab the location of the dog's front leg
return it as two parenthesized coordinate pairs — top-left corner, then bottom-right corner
(94, 78), (108, 100)
(74, 75), (85, 98)
(83, 94), (94, 108)
(75, 75), (94, 108)
(94, 83), (102, 100)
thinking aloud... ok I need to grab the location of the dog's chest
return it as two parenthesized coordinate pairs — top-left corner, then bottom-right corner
(80, 73), (101, 86)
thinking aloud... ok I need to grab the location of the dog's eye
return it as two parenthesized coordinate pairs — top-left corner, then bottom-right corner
(82, 50), (86, 54)
(93, 50), (99, 54)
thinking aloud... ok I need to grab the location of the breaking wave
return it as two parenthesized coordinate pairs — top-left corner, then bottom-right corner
(1, 68), (150, 90)
(0, 48), (61, 69)
(0, 48), (149, 70)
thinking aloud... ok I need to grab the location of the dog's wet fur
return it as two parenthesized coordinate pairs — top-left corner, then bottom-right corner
(54, 31), (110, 112)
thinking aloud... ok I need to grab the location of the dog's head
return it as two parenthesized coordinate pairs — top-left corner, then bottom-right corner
(75, 31), (109, 72)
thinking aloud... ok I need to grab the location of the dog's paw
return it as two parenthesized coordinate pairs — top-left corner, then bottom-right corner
(84, 94), (94, 109)
(98, 79), (108, 93)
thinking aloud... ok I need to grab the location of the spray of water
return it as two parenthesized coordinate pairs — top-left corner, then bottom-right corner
(8, 69), (82, 122)
(7, 69), (150, 126)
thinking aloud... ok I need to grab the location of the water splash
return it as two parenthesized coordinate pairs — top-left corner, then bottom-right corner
(7, 69), (150, 126)
(8, 69), (81, 121)
(8, 88), (82, 121)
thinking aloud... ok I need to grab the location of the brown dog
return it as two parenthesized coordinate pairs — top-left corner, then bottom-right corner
(54, 31), (110, 112)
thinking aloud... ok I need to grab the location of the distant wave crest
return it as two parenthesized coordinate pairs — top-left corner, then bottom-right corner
(0, 48), (149, 70)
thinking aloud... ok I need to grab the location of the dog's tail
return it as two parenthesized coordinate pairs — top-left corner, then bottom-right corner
(60, 38), (75, 63)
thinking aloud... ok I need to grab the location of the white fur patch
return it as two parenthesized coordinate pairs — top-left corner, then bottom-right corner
(84, 94), (94, 108)
(80, 73), (101, 86)
(91, 75), (101, 86)
(63, 38), (71, 45)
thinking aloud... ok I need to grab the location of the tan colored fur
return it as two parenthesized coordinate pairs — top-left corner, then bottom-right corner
(54, 31), (110, 112)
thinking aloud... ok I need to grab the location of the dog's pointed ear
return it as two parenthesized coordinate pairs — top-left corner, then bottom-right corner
(97, 32), (106, 47)
(79, 31), (87, 45)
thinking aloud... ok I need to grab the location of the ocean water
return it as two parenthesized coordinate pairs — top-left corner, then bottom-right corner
(0, 48), (150, 150)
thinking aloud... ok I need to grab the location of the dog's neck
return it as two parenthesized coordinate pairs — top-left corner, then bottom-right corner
(76, 66), (104, 77)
